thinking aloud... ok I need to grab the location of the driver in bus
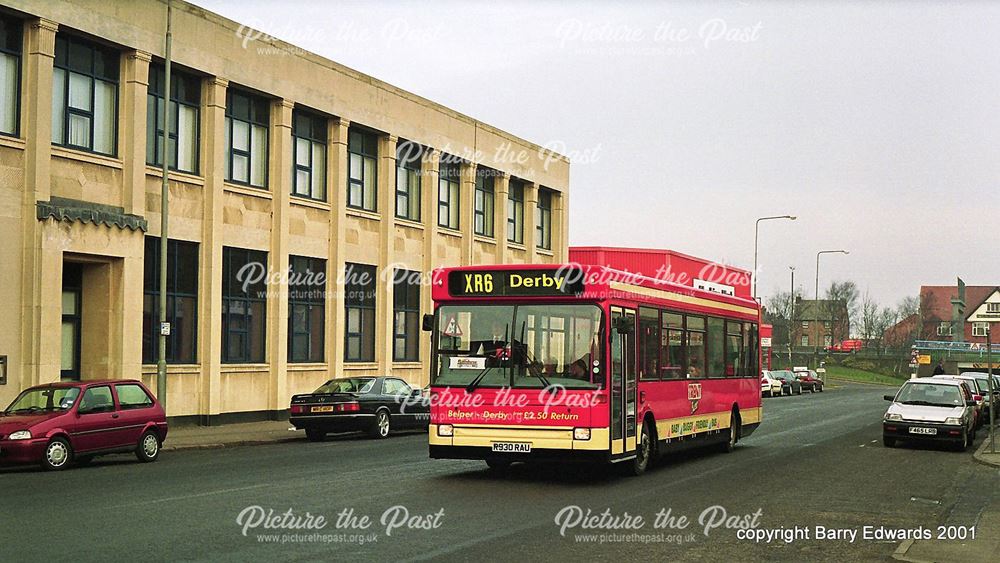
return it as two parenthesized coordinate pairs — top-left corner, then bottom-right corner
(471, 320), (508, 357)
(569, 359), (588, 379)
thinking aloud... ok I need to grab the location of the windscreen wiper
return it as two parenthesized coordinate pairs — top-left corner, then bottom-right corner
(466, 323), (509, 393)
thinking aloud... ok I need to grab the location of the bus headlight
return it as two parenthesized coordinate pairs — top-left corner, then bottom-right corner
(437, 424), (454, 437)
(573, 428), (591, 441)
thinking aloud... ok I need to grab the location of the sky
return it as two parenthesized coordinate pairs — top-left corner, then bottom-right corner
(194, 0), (1000, 308)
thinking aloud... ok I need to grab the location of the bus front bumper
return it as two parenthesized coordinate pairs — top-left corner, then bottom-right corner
(429, 424), (611, 462)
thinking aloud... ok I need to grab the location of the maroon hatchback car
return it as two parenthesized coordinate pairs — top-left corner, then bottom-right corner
(0, 380), (168, 470)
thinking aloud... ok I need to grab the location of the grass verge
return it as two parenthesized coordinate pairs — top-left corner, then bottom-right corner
(822, 365), (907, 386)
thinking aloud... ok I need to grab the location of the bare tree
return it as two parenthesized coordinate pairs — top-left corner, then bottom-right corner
(825, 280), (859, 340)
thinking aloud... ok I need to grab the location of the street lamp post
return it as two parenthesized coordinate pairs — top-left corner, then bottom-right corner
(814, 250), (849, 362)
(156, 1), (173, 411)
(753, 215), (797, 299)
(788, 266), (795, 367)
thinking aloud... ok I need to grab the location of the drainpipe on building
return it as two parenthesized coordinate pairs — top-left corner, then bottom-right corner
(156, 1), (173, 411)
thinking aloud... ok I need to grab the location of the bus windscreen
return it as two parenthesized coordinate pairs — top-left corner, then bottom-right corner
(432, 304), (604, 389)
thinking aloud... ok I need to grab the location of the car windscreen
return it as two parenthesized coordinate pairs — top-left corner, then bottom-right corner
(895, 383), (964, 407)
(314, 378), (376, 394)
(5, 387), (81, 414)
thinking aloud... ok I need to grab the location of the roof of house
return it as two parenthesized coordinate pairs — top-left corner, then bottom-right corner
(919, 285), (997, 322)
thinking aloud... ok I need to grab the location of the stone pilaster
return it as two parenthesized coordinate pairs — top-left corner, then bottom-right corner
(268, 99), (293, 412)
(198, 77), (228, 420)
(494, 172), (509, 263)
(121, 50), (151, 216)
(377, 134), (398, 373)
(524, 182), (539, 263)
(327, 117), (350, 379)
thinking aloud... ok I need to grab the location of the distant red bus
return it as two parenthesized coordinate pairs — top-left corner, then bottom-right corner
(827, 339), (863, 352)
(427, 263), (762, 475)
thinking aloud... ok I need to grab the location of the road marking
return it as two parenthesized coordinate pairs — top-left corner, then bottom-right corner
(109, 483), (272, 509)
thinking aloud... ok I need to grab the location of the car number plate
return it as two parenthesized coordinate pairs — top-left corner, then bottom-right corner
(311, 406), (335, 413)
(909, 427), (937, 435)
(491, 442), (531, 453)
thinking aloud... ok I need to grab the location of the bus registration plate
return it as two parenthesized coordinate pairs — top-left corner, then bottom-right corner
(492, 442), (531, 453)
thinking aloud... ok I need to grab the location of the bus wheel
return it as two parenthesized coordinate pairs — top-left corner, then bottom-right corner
(721, 411), (740, 453)
(629, 421), (652, 476)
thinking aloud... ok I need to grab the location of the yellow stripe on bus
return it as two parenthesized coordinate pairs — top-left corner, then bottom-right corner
(608, 282), (759, 316)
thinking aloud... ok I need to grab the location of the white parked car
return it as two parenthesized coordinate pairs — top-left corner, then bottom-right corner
(883, 378), (977, 450)
(760, 370), (783, 397)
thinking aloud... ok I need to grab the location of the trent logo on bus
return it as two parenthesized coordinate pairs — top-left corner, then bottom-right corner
(688, 383), (702, 414)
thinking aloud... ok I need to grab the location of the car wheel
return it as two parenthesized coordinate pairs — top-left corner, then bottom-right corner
(629, 420), (652, 476)
(883, 435), (895, 448)
(42, 438), (73, 471)
(369, 410), (391, 439)
(818, 385), (824, 392)
(135, 430), (161, 463)
(305, 429), (326, 442)
(796, 386), (802, 395)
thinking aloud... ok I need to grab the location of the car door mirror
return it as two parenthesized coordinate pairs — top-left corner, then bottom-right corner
(422, 314), (434, 332)
(883, 394), (895, 401)
(410, 388), (422, 397)
(967, 400), (977, 407)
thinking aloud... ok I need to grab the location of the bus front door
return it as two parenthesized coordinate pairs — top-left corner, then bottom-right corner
(610, 307), (637, 456)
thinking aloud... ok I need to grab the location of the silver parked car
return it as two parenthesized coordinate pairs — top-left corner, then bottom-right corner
(883, 378), (977, 450)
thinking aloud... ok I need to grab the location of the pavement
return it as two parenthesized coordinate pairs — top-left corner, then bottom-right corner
(3, 384), (999, 562)
(163, 420), (302, 451)
(892, 430), (1000, 563)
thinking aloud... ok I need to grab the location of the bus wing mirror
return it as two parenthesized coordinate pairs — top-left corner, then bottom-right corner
(422, 314), (434, 332)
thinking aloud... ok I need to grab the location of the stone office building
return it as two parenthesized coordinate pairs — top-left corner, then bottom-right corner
(0, 0), (570, 423)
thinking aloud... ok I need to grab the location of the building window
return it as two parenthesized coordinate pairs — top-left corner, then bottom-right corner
(801, 335), (809, 346)
(146, 65), (200, 173)
(536, 188), (553, 250)
(348, 128), (377, 211)
(395, 140), (421, 221)
(142, 237), (198, 364)
(474, 168), (494, 237)
(801, 320), (808, 329)
(438, 158), (460, 229)
(393, 269), (421, 362)
(973, 322), (988, 337)
(292, 110), (326, 200)
(52, 35), (118, 155)
(823, 321), (831, 330)
(0, 17), (22, 137)
(824, 335), (832, 347)
(225, 89), (268, 188)
(288, 256), (326, 363)
(988, 303), (1000, 313)
(936, 322), (953, 336)
(345, 263), (376, 362)
(222, 247), (267, 363)
(507, 180), (524, 244)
